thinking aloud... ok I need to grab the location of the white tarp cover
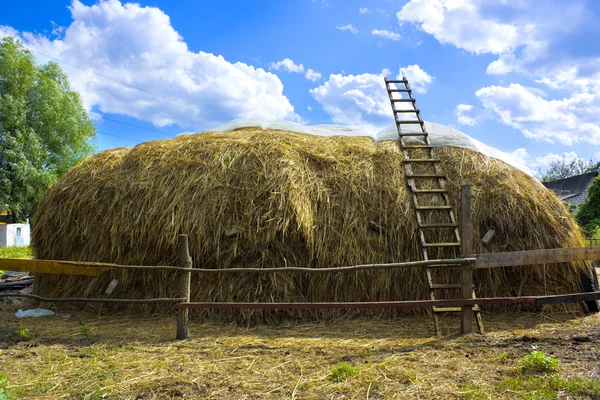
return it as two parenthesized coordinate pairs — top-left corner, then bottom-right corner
(210, 119), (529, 175)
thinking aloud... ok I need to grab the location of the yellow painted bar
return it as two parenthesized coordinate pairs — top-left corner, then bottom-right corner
(0, 258), (109, 276)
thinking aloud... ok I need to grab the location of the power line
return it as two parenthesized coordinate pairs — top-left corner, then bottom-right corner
(100, 116), (176, 138)
(33, 50), (235, 122)
(97, 131), (144, 143)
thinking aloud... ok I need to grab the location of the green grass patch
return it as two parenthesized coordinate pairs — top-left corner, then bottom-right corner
(0, 373), (11, 400)
(519, 351), (559, 374)
(330, 362), (359, 382)
(497, 374), (600, 399)
(0, 246), (31, 259)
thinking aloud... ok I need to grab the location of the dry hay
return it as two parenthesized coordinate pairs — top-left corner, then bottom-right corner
(32, 127), (589, 322)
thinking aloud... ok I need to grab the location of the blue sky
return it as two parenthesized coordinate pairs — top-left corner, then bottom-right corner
(2, 0), (600, 175)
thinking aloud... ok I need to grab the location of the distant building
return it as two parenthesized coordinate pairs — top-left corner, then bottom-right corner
(0, 211), (31, 247)
(543, 171), (599, 211)
(0, 222), (31, 247)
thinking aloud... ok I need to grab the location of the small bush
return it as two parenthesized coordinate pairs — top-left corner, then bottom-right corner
(16, 324), (30, 340)
(330, 362), (358, 382)
(520, 351), (558, 373)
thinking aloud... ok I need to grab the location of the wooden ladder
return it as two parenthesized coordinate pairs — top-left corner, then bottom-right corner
(384, 76), (484, 336)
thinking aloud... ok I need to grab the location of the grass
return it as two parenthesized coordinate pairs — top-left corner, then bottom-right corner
(0, 246), (31, 259)
(1, 309), (600, 399)
(0, 246), (31, 275)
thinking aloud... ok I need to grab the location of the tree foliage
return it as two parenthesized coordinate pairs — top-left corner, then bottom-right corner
(539, 155), (600, 182)
(0, 36), (96, 222)
(576, 176), (600, 235)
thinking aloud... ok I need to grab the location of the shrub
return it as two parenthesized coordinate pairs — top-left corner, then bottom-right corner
(520, 351), (559, 373)
(330, 362), (358, 382)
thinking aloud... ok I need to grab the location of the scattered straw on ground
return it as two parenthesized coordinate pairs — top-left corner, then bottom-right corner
(1, 304), (600, 399)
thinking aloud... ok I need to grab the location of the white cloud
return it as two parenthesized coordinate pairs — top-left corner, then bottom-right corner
(269, 58), (305, 73)
(310, 71), (392, 129)
(397, 1), (600, 147)
(397, 64), (433, 94)
(503, 148), (535, 175)
(455, 104), (477, 126)
(307, 106), (312, 112)
(359, 7), (368, 14)
(475, 84), (600, 145)
(305, 69), (322, 82)
(534, 152), (580, 168)
(0, 0), (298, 129)
(595, 151), (600, 161)
(336, 24), (359, 34)
(371, 29), (402, 41)
(454, 103), (493, 126)
(397, 0), (523, 55)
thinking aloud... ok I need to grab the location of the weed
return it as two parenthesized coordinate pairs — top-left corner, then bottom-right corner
(498, 352), (510, 362)
(330, 362), (358, 382)
(520, 351), (558, 374)
(0, 373), (10, 400)
(16, 324), (29, 340)
(79, 326), (91, 337)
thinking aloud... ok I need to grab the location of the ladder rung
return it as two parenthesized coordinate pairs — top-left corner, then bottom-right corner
(422, 242), (461, 247)
(388, 89), (410, 93)
(403, 145), (433, 149)
(394, 109), (420, 113)
(413, 189), (447, 193)
(403, 159), (440, 163)
(433, 306), (480, 313)
(397, 120), (423, 124)
(399, 133), (427, 137)
(392, 99), (416, 103)
(387, 79), (407, 84)
(406, 174), (446, 178)
(419, 223), (458, 228)
(430, 284), (462, 289)
(415, 205), (452, 210)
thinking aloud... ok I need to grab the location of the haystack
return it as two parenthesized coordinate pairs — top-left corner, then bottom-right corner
(32, 127), (588, 322)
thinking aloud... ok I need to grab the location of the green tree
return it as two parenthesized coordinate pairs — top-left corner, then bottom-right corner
(0, 36), (95, 222)
(539, 155), (600, 182)
(576, 176), (600, 235)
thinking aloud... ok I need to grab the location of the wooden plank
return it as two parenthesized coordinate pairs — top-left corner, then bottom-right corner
(460, 185), (474, 334)
(0, 258), (109, 276)
(473, 247), (600, 269)
(176, 234), (192, 340)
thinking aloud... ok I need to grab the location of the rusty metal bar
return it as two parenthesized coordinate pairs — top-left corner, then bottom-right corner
(179, 291), (600, 310)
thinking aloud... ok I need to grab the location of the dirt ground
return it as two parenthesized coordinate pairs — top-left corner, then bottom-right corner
(1, 303), (600, 400)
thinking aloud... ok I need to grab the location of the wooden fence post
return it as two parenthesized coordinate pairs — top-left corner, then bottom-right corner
(460, 185), (474, 334)
(176, 234), (192, 340)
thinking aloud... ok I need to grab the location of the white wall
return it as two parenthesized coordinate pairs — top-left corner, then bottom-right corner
(3, 223), (30, 247)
